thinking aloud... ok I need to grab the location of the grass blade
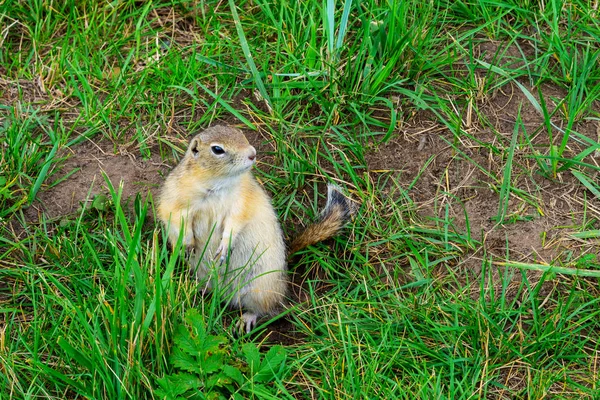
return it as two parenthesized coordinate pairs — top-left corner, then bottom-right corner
(28, 140), (59, 204)
(570, 230), (600, 239)
(570, 169), (600, 200)
(497, 261), (600, 278)
(335, 0), (353, 51)
(494, 108), (521, 223)
(326, 0), (335, 55)
(227, 0), (271, 112)
(194, 81), (256, 130)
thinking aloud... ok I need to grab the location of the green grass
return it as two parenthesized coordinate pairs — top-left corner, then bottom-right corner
(1, 0), (600, 398)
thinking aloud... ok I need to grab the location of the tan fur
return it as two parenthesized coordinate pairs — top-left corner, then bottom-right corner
(289, 202), (346, 255)
(157, 125), (352, 333)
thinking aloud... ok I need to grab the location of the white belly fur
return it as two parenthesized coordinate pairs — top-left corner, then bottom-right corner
(188, 181), (287, 316)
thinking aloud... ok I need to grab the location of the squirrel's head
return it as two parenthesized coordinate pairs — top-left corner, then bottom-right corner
(186, 125), (257, 178)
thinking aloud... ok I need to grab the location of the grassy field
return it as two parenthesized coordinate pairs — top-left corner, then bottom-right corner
(1, 0), (600, 398)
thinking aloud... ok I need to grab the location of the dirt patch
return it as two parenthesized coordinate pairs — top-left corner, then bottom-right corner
(25, 140), (167, 222)
(365, 78), (600, 270)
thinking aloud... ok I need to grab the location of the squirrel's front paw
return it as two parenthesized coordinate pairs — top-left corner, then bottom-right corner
(184, 245), (195, 259)
(213, 243), (231, 265)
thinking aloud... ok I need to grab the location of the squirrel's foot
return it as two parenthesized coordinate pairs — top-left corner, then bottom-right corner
(236, 312), (258, 335)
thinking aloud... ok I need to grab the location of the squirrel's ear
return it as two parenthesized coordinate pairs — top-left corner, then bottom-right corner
(189, 139), (200, 158)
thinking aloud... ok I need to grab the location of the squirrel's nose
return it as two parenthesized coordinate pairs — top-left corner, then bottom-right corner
(248, 147), (257, 161)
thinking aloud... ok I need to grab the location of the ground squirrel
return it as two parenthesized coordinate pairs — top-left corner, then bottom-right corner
(157, 125), (353, 333)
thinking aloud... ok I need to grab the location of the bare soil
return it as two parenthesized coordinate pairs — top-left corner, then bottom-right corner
(369, 108), (600, 266)
(24, 140), (166, 220)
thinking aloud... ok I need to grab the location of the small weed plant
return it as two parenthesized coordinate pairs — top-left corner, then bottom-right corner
(155, 309), (288, 400)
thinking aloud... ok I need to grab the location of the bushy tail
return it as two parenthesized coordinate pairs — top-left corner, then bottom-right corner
(288, 184), (354, 255)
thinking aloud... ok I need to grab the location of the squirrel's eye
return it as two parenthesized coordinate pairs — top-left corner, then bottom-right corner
(211, 145), (225, 155)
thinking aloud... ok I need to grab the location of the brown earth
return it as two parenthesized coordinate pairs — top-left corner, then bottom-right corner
(369, 108), (600, 266)
(25, 140), (167, 221)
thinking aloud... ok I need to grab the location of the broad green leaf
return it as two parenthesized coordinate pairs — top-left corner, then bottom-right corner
(171, 347), (202, 374)
(222, 365), (244, 385)
(156, 373), (202, 398)
(202, 353), (226, 374)
(255, 346), (287, 383)
(241, 343), (261, 373)
(174, 325), (200, 355)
